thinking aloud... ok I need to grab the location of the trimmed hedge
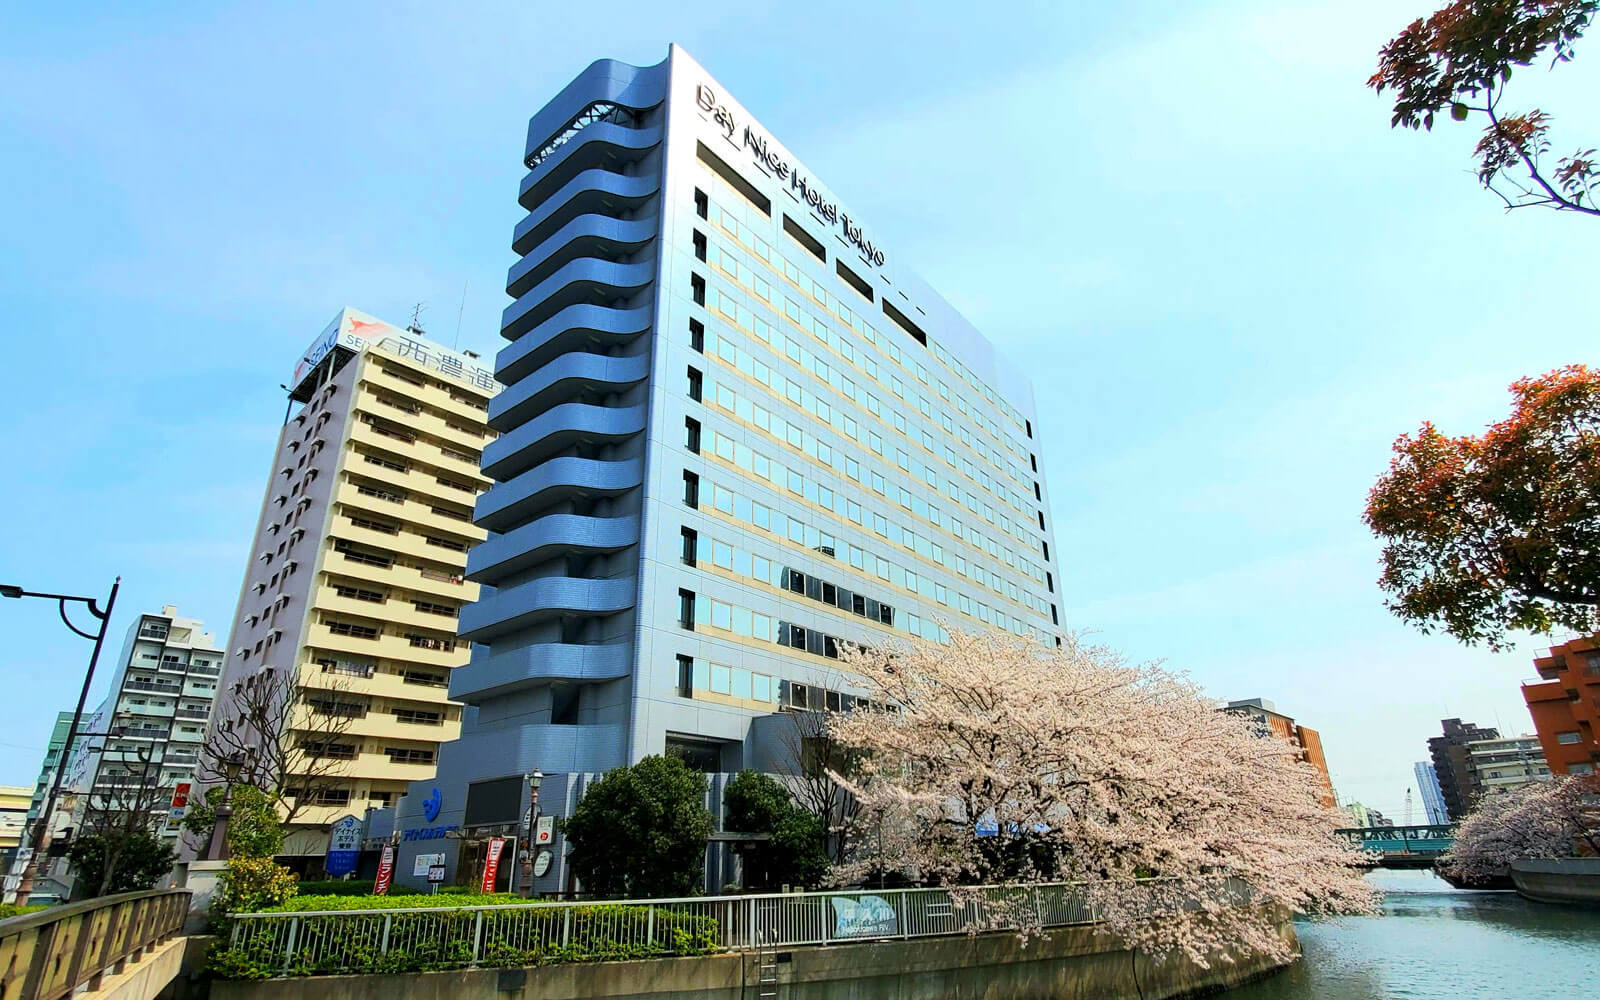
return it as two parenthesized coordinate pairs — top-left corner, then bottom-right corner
(293, 881), (486, 899)
(209, 902), (719, 979)
(267, 892), (534, 912)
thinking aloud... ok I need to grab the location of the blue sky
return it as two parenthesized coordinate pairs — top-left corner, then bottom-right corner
(2, 0), (1595, 819)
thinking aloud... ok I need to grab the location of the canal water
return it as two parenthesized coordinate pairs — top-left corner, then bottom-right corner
(1224, 869), (1598, 999)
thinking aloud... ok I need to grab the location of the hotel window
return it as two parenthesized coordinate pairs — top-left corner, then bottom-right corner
(693, 230), (707, 262)
(681, 526), (698, 567)
(677, 655), (694, 698)
(689, 318), (704, 353)
(691, 273), (705, 306)
(1557, 731), (1582, 745)
(687, 365), (703, 402)
(694, 188), (708, 219)
(678, 589), (696, 631)
(685, 417), (701, 454)
(683, 470), (700, 508)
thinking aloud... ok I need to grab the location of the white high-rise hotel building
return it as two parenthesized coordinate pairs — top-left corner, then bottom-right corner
(398, 46), (1064, 887)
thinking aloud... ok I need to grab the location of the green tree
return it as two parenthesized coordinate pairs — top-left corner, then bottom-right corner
(1364, 365), (1600, 648)
(560, 755), (713, 898)
(182, 785), (285, 858)
(66, 830), (175, 897)
(1369, 0), (1598, 216)
(722, 770), (828, 890)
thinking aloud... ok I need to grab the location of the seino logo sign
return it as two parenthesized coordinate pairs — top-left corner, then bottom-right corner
(695, 84), (886, 269)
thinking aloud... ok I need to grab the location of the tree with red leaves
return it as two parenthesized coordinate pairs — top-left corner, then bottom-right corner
(1369, 1), (1598, 216)
(1365, 365), (1600, 649)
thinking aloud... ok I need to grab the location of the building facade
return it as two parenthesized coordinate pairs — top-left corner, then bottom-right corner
(1522, 635), (1600, 776)
(0, 786), (29, 854)
(63, 608), (223, 848)
(395, 46), (1065, 890)
(25, 712), (74, 831)
(1413, 760), (1449, 826)
(215, 309), (497, 858)
(1463, 734), (1551, 796)
(1427, 718), (1499, 821)
(1341, 801), (1391, 829)
(1223, 698), (1336, 807)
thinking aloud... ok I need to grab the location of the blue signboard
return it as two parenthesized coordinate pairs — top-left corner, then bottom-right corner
(325, 815), (362, 877)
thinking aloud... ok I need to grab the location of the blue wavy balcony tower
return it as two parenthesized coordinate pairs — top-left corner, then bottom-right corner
(399, 46), (1065, 893)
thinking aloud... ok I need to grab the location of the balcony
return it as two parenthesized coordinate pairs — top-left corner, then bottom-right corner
(125, 681), (181, 695)
(175, 709), (211, 722)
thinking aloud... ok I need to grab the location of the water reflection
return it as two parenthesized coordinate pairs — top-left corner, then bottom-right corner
(1224, 869), (1600, 999)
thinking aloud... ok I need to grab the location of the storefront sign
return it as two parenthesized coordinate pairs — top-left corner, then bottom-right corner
(402, 824), (459, 841)
(480, 837), (506, 894)
(373, 844), (395, 895)
(534, 815), (554, 846)
(325, 815), (362, 877)
(412, 852), (445, 878)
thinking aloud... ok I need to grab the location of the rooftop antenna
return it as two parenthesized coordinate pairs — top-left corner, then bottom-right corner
(407, 302), (427, 336)
(454, 280), (468, 350)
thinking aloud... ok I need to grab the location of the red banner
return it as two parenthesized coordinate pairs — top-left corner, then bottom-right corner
(374, 844), (395, 895)
(170, 782), (192, 809)
(481, 837), (506, 894)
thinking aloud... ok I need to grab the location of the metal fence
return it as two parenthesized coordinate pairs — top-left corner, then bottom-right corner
(0, 889), (191, 1000)
(227, 882), (1100, 975)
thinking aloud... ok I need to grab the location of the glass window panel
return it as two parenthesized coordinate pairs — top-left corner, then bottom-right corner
(711, 663), (731, 694)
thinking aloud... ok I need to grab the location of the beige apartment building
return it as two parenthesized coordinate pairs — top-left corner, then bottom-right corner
(218, 308), (497, 859)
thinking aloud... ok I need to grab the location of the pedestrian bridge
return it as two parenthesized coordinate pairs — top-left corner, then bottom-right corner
(1335, 824), (1456, 868)
(0, 888), (191, 1000)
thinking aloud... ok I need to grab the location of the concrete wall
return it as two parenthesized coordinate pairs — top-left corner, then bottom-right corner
(211, 917), (1296, 1000)
(1510, 857), (1600, 904)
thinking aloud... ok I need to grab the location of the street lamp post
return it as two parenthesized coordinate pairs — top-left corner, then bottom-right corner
(2, 577), (120, 906)
(522, 770), (544, 898)
(204, 753), (247, 861)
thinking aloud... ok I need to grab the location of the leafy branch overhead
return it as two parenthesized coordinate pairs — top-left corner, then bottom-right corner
(1369, 0), (1599, 215)
(1365, 365), (1600, 649)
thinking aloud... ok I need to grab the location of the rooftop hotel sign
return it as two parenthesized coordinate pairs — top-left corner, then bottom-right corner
(696, 84), (886, 269)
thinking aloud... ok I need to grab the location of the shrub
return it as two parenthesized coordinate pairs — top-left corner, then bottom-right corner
(217, 857), (298, 916)
(292, 879), (373, 897)
(0, 903), (48, 921)
(207, 901), (719, 979)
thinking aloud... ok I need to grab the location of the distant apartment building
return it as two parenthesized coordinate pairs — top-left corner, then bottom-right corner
(1523, 635), (1600, 776)
(1413, 760), (1450, 826)
(63, 608), (223, 847)
(1427, 718), (1499, 821)
(0, 786), (29, 854)
(1224, 698), (1335, 807)
(1464, 734), (1551, 796)
(25, 712), (74, 831)
(215, 308), (497, 860)
(1342, 801), (1391, 828)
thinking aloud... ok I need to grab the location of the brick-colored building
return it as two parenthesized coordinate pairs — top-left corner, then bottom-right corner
(1523, 636), (1600, 777)
(1224, 698), (1336, 808)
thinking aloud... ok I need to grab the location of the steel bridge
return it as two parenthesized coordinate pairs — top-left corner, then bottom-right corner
(1335, 824), (1456, 868)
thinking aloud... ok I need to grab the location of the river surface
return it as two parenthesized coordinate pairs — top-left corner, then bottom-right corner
(1223, 869), (1598, 999)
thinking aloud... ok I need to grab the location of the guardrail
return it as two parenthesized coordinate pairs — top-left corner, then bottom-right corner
(0, 889), (190, 1000)
(226, 882), (1103, 976)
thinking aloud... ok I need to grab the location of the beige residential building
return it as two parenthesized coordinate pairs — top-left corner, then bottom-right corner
(218, 307), (497, 860)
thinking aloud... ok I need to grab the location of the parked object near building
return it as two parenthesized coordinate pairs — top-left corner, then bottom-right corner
(1429, 718), (1499, 821)
(1413, 761), (1450, 826)
(213, 309), (498, 863)
(394, 46), (1066, 891)
(62, 608), (223, 850)
(1523, 636), (1600, 776)
(1222, 699), (1335, 807)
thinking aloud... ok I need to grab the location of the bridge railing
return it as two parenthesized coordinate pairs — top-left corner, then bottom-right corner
(226, 882), (1115, 976)
(0, 889), (191, 1000)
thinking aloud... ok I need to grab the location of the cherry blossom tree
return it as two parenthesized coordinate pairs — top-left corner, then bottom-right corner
(1441, 773), (1600, 881)
(825, 630), (1378, 967)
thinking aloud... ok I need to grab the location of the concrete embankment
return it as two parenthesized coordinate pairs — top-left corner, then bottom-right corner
(211, 916), (1297, 1000)
(1510, 858), (1600, 905)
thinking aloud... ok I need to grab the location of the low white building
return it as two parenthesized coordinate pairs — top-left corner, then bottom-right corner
(1465, 734), (1551, 799)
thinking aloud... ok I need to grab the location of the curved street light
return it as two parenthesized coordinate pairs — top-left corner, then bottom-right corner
(2, 577), (120, 906)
